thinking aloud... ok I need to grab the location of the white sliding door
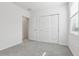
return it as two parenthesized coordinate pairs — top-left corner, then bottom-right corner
(39, 15), (59, 43)
(50, 15), (59, 43)
(39, 16), (50, 42)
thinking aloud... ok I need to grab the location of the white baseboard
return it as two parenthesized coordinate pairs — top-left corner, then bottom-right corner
(30, 39), (67, 46)
(0, 41), (22, 51)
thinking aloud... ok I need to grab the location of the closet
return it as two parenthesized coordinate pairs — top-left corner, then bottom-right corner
(35, 14), (59, 43)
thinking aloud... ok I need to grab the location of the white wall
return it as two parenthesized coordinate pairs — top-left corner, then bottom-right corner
(69, 34), (79, 55)
(0, 2), (30, 50)
(29, 3), (69, 45)
(69, 2), (79, 56)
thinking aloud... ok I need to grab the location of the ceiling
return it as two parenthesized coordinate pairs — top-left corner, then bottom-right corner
(14, 2), (67, 12)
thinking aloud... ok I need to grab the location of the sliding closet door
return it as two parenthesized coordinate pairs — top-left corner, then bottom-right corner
(50, 15), (59, 43)
(39, 16), (50, 42)
(39, 15), (59, 43)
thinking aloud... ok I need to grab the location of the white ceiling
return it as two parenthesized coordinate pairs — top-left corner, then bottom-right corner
(14, 2), (67, 11)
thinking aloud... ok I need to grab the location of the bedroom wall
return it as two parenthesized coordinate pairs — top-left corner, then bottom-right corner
(29, 3), (69, 45)
(0, 2), (30, 50)
(68, 2), (79, 56)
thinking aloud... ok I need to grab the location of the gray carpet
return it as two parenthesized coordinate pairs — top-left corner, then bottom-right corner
(0, 40), (73, 56)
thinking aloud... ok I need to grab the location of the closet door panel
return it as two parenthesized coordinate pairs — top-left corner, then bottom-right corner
(39, 15), (59, 43)
(39, 16), (50, 42)
(50, 15), (58, 43)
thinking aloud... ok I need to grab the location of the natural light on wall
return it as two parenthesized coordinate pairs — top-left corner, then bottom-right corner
(70, 2), (79, 35)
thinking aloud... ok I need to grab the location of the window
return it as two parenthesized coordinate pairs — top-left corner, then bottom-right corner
(70, 2), (79, 35)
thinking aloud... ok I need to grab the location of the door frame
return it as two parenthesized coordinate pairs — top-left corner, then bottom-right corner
(22, 16), (29, 41)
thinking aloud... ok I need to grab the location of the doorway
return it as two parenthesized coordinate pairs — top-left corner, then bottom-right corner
(22, 16), (29, 41)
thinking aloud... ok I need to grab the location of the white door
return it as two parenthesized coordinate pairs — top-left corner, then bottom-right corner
(39, 15), (59, 43)
(39, 16), (50, 42)
(50, 15), (59, 43)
